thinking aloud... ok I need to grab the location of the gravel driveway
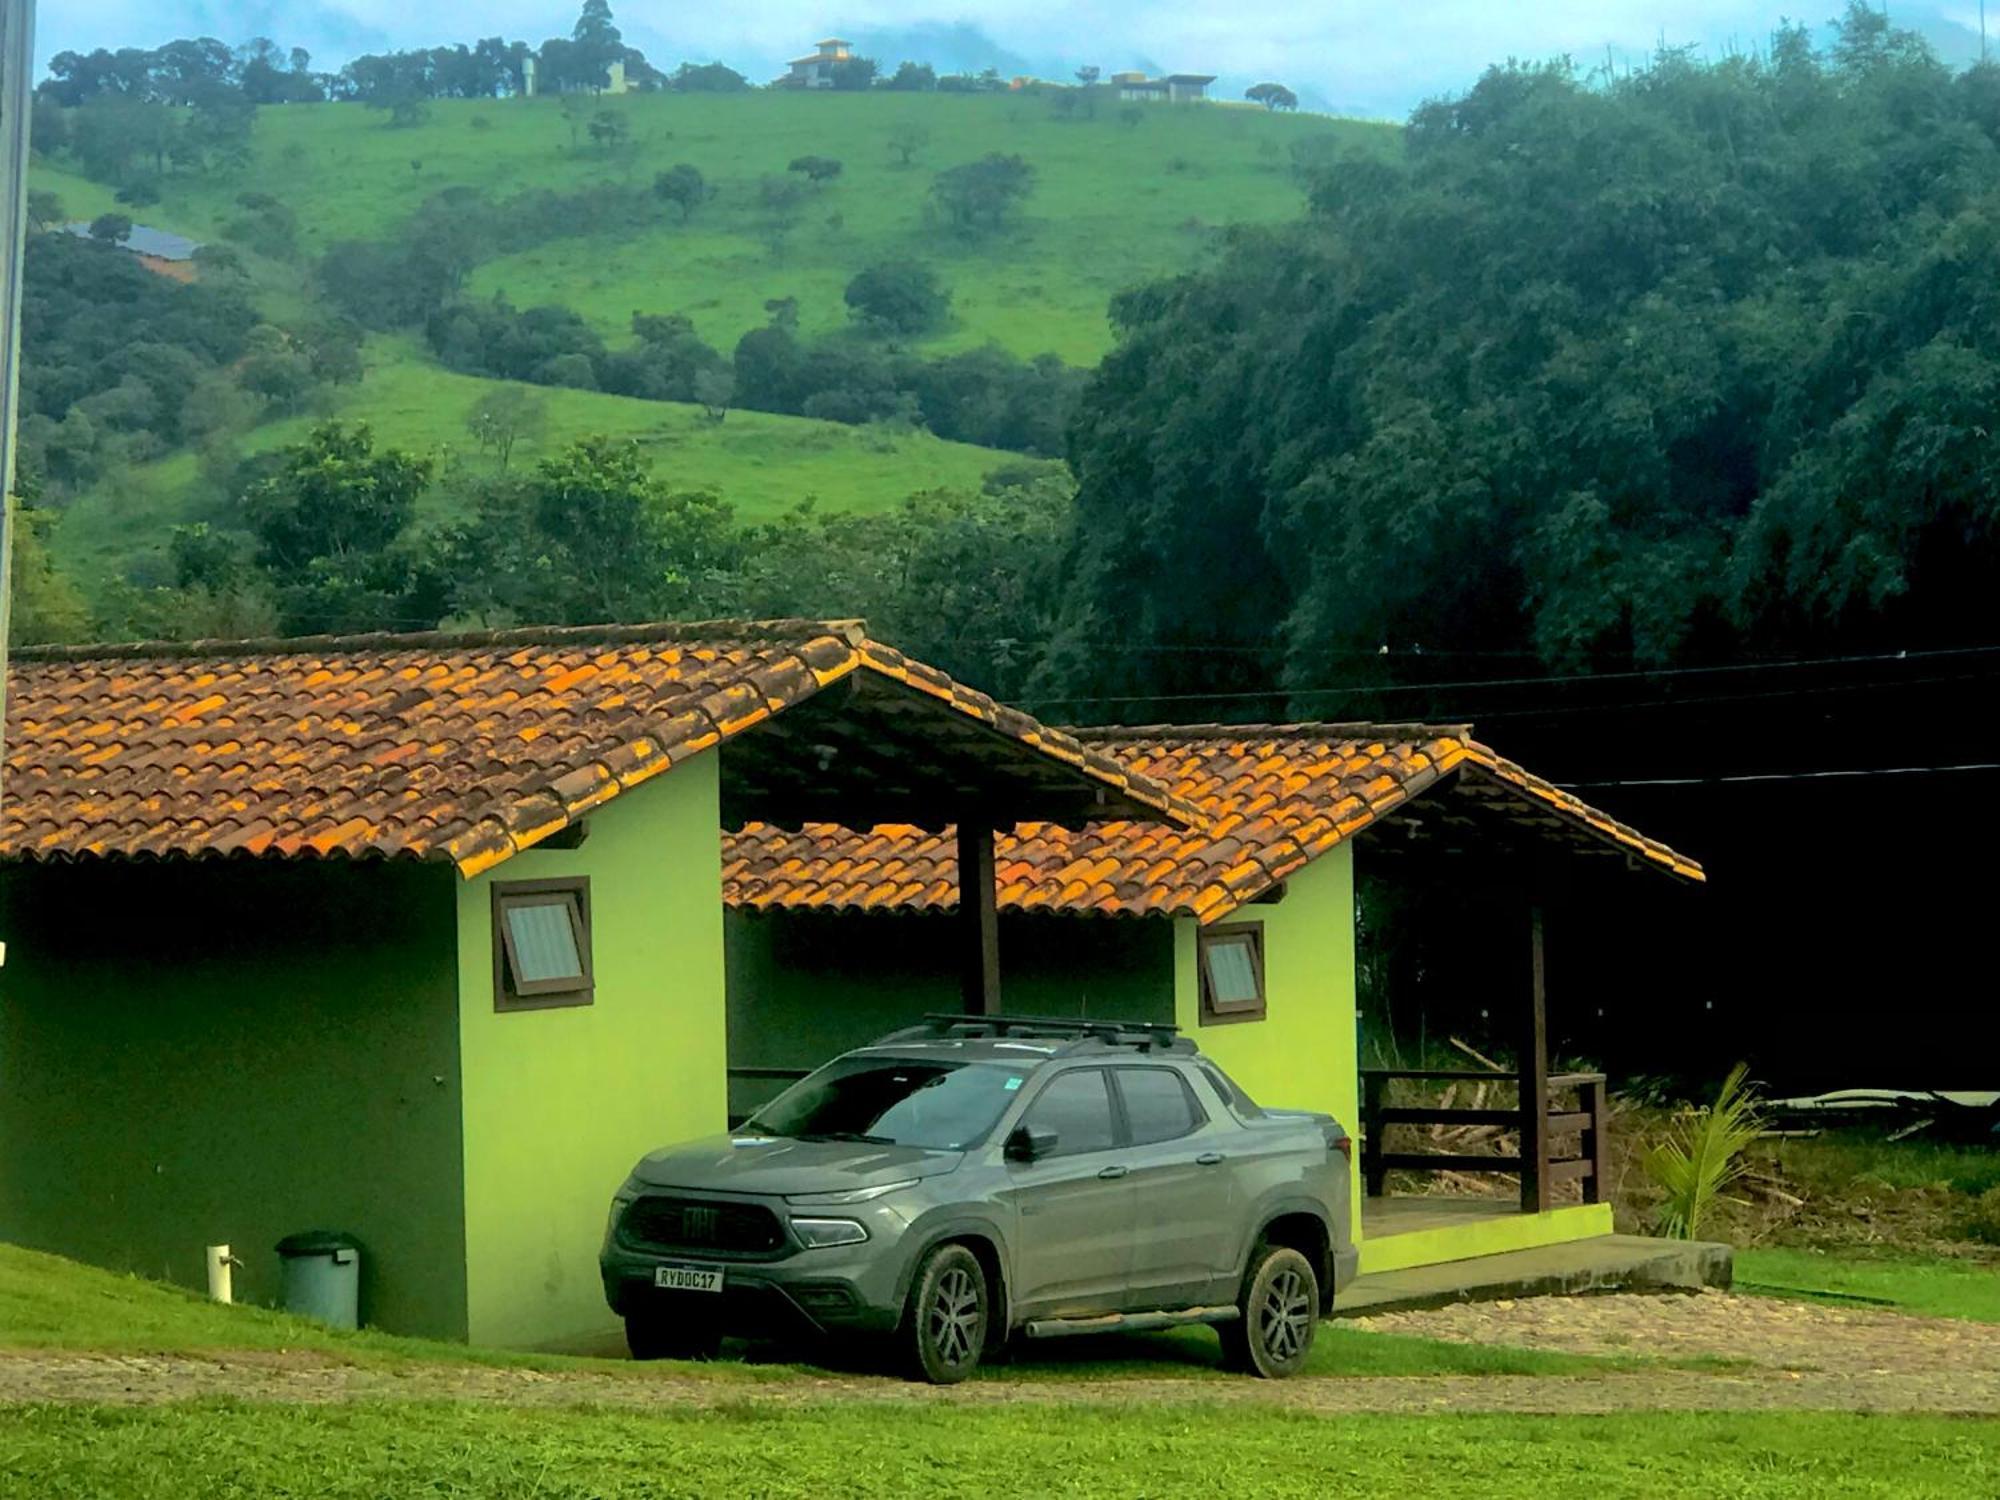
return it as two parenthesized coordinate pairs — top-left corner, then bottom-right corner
(2, 1291), (1995, 1415)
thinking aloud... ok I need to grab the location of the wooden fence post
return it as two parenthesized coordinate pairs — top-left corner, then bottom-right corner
(1520, 906), (1551, 1214)
(1361, 1071), (1388, 1198)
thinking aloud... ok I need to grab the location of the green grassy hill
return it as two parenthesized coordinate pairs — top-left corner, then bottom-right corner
(28, 92), (1386, 608)
(68, 92), (1372, 363)
(56, 340), (1016, 590)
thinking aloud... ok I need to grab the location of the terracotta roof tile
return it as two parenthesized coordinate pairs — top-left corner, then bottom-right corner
(4, 621), (1193, 876)
(724, 723), (1704, 924)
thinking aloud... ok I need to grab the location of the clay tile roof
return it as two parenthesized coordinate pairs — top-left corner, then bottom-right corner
(724, 722), (1705, 925)
(2, 621), (1193, 879)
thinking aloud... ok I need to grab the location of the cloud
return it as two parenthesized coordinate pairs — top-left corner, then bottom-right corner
(38, 1), (1957, 116)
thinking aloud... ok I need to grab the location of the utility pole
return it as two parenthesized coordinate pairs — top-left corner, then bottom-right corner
(0, 0), (32, 841)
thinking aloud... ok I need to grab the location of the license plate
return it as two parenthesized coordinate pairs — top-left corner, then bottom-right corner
(654, 1265), (724, 1294)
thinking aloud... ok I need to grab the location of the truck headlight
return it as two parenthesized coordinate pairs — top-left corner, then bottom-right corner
(785, 1179), (917, 1207)
(790, 1217), (869, 1249)
(606, 1192), (636, 1240)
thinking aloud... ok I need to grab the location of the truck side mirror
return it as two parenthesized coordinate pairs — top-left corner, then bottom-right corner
(1005, 1125), (1057, 1162)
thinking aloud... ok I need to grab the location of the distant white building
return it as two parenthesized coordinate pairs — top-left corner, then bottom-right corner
(1114, 70), (1215, 103)
(780, 39), (852, 89)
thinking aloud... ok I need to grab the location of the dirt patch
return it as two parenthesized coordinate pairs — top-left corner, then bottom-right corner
(4, 1293), (1998, 1416)
(1350, 1286), (2000, 1378)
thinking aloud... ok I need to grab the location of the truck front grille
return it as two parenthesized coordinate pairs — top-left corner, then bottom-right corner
(622, 1196), (785, 1256)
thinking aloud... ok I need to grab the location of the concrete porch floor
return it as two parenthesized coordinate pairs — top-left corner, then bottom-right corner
(1336, 1231), (1735, 1317)
(1357, 1194), (1618, 1275)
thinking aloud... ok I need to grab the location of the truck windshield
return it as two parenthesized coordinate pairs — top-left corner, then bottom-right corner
(747, 1057), (1028, 1151)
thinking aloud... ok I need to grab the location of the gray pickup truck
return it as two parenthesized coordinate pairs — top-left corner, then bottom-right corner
(600, 1015), (1356, 1382)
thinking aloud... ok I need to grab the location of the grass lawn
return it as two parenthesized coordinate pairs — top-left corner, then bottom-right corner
(1735, 1246), (2000, 1324)
(0, 1241), (1629, 1382)
(3, 1402), (1995, 1499)
(89, 92), (1382, 366)
(53, 340), (1019, 596)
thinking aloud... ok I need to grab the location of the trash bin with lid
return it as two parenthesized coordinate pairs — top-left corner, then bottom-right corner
(274, 1230), (362, 1329)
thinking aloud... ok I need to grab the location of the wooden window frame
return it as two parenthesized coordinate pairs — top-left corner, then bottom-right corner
(492, 877), (594, 1012)
(1197, 921), (1266, 1026)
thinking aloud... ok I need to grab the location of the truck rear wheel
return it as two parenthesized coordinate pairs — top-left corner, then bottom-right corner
(1220, 1243), (1318, 1378)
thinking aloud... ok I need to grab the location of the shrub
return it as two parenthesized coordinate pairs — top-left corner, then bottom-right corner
(1645, 1064), (1763, 1240)
(1964, 1187), (2000, 1245)
(845, 261), (950, 336)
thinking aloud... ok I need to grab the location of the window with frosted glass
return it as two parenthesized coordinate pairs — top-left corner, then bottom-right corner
(1197, 923), (1265, 1025)
(493, 879), (593, 1010)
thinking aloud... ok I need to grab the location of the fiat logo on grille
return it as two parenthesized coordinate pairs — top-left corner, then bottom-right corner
(681, 1205), (720, 1242)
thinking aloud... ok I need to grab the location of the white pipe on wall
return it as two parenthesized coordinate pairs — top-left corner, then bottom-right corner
(206, 1244), (239, 1304)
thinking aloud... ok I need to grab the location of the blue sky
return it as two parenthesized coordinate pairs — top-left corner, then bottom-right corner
(39, 2), (1994, 117)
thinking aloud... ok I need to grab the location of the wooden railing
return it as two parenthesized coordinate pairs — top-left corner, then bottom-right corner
(1359, 1068), (1608, 1213)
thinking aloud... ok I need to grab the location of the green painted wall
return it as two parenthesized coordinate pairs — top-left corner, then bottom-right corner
(0, 861), (468, 1338)
(724, 910), (1175, 1117)
(454, 754), (728, 1350)
(1172, 845), (1364, 1230)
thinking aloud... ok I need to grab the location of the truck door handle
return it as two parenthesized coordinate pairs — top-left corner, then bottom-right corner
(1097, 1165), (1129, 1180)
(1196, 1152), (1225, 1166)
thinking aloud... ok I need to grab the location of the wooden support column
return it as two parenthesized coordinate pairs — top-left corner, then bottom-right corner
(1519, 904), (1552, 1215)
(957, 821), (1001, 1015)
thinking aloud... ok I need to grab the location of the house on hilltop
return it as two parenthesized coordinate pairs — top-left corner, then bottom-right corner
(1114, 71), (1216, 103)
(779, 38), (853, 89)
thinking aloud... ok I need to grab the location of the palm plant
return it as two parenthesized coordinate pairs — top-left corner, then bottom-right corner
(1645, 1063), (1764, 1240)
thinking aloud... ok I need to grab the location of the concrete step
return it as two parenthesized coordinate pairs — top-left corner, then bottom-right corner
(1333, 1233), (1734, 1318)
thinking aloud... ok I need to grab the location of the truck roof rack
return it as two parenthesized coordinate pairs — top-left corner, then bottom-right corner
(872, 1013), (1194, 1055)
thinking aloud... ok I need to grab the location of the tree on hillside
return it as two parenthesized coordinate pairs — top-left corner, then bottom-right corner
(831, 55), (879, 91)
(673, 61), (748, 91)
(1076, 66), (1101, 86)
(931, 153), (1036, 235)
(25, 190), (63, 232)
(652, 163), (709, 220)
(587, 108), (630, 152)
(238, 422), (439, 634)
(845, 261), (950, 336)
(788, 154), (843, 186)
(465, 386), (548, 468)
(757, 174), (809, 256)
(571, 0), (624, 90)
(1246, 81), (1298, 110)
(451, 437), (741, 624)
(87, 213), (132, 246)
(1038, 3), (2000, 712)
(887, 121), (930, 167)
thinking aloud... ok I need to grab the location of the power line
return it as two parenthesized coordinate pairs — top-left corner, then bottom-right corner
(1557, 762), (2000, 789)
(1020, 643), (2000, 710)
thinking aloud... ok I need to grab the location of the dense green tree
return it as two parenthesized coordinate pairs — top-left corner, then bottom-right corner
(1040, 5), (2000, 715)
(931, 153), (1036, 235)
(845, 260), (950, 335)
(831, 56), (880, 92)
(652, 163), (709, 221)
(237, 422), (439, 634)
(671, 62), (749, 92)
(788, 154), (844, 185)
(87, 213), (132, 246)
(886, 62), (937, 92)
(452, 437), (740, 624)
(1245, 82), (1297, 110)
